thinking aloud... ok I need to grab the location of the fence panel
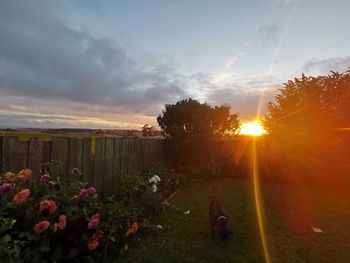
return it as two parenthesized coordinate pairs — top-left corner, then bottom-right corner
(0, 136), (165, 195)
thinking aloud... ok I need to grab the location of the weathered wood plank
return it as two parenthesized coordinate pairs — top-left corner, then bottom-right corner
(112, 138), (123, 191)
(28, 138), (42, 180)
(51, 137), (69, 173)
(128, 138), (136, 173)
(18, 141), (29, 170)
(82, 138), (94, 185)
(104, 138), (114, 195)
(41, 141), (51, 165)
(2, 137), (19, 173)
(0, 137), (3, 173)
(94, 137), (105, 194)
(120, 137), (128, 175)
(68, 138), (83, 177)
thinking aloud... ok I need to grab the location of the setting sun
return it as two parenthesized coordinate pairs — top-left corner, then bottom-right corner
(240, 121), (267, 136)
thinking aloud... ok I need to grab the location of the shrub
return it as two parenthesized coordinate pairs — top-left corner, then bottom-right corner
(0, 162), (178, 262)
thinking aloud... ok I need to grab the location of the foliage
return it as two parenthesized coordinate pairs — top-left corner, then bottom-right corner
(157, 98), (239, 141)
(141, 124), (160, 137)
(262, 70), (350, 179)
(157, 98), (240, 173)
(264, 70), (350, 136)
(0, 163), (178, 262)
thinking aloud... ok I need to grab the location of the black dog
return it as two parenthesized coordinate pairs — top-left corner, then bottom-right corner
(209, 199), (232, 241)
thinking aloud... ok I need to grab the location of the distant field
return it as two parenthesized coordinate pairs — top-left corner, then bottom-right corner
(0, 131), (95, 141)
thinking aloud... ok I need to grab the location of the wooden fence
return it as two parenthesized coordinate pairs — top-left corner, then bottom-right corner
(0, 136), (165, 194)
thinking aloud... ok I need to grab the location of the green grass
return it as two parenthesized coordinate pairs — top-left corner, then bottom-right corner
(120, 177), (350, 263)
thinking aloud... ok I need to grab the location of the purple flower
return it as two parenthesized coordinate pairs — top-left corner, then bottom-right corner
(87, 187), (96, 195)
(40, 174), (51, 183)
(70, 168), (80, 175)
(87, 218), (99, 229)
(79, 189), (89, 199)
(79, 187), (97, 199)
(0, 183), (14, 193)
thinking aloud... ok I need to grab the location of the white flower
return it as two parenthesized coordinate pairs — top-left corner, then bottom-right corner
(153, 175), (161, 183)
(149, 175), (161, 185)
(184, 210), (190, 215)
(156, 225), (163, 229)
(152, 184), (157, 193)
(149, 177), (157, 184)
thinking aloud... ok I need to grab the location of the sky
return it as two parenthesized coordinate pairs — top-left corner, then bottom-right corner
(0, 0), (349, 129)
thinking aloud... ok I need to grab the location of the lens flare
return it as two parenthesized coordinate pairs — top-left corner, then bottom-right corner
(240, 121), (267, 136)
(252, 138), (271, 263)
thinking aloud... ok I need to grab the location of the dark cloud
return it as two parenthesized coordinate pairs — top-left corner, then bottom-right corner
(303, 57), (350, 75)
(0, 0), (189, 120)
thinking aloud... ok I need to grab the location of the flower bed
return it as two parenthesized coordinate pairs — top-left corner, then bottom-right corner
(0, 162), (181, 262)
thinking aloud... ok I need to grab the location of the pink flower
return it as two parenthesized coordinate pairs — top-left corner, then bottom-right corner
(87, 213), (100, 229)
(40, 174), (51, 183)
(70, 168), (80, 175)
(34, 220), (50, 234)
(58, 214), (67, 230)
(0, 183), (14, 193)
(87, 187), (96, 195)
(40, 200), (58, 213)
(13, 189), (30, 205)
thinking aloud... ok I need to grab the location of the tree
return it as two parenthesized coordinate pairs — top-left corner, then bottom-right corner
(263, 70), (350, 179)
(142, 124), (158, 137)
(264, 70), (350, 136)
(157, 98), (240, 141)
(157, 98), (240, 169)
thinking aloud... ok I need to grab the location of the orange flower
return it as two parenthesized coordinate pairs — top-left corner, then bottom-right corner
(87, 239), (99, 250)
(34, 220), (50, 234)
(126, 222), (139, 236)
(17, 169), (32, 181)
(3, 172), (16, 183)
(92, 213), (100, 220)
(92, 230), (104, 240)
(13, 189), (30, 205)
(40, 200), (58, 213)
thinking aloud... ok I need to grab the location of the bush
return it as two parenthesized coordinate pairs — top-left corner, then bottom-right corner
(0, 162), (179, 262)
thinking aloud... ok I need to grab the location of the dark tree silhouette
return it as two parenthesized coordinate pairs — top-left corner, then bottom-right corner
(157, 98), (240, 141)
(157, 98), (240, 171)
(141, 124), (158, 137)
(264, 70), (350, 137)
(262, 70), (350, 181)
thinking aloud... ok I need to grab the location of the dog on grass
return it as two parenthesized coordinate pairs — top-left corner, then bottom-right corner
(209, 198), (233, 241)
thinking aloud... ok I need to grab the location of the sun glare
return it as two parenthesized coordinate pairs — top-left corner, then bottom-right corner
(240, 121), (267, 136)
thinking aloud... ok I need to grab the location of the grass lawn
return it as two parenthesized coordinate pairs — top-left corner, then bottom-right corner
(121, 177), (350, 263)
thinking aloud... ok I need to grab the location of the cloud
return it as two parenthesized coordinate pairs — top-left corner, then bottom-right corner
(303, 57), (350, 75)
(203, 74), (281, 119)
(0, 0), (191, 128)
